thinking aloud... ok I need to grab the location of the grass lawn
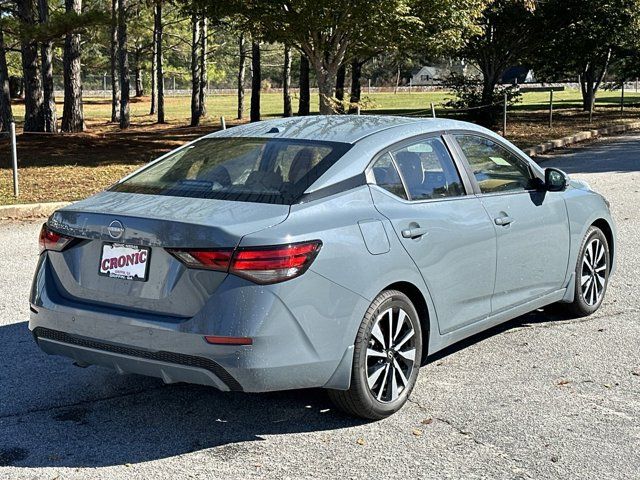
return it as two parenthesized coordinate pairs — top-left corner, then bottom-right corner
(2, 88), (640, 205)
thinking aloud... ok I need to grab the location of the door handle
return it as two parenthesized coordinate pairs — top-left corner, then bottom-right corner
(494, 215), (513, 226)
(401, 227), (429, 239)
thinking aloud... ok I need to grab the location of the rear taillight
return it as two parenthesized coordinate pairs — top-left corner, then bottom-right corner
(167, 249), (233, 271)
(167, 240), (322, 285)
(39, 223), (75, 254)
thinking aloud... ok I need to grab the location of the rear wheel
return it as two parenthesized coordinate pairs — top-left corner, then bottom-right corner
(561, 226), (610, 317)
(328, 289), (422, 420)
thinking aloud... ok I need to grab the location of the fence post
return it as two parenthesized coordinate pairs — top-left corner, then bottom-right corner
(620, 82), (625, 114)
(430, 102), (436, 118)
(10, 122), (18, 198)
(220, 116), (226, 130)
(549, 90), (554, 128)
(503, 92), (507, 137)
(356, 106), (361, 116)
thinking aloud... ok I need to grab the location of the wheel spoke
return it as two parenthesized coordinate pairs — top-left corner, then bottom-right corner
(594, 241), (604, 265)
(394, 328), (414, 351)
(367, 363), (386, 390)
(367, 348), (386, 359)
(398, 347), (416, 362)
(393, 359), (408, 387)
(394, 309), (406, 342)
(387, 309), (394, 351)
(595, 265), (606, 273)
(371, 321), (386, 349)
(581, 274), (591, 286)
(376, 364), (390, 401)
(390, 367), (399, 400)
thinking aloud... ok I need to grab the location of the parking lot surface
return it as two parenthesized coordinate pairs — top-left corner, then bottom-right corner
(1, 134), (639, 479)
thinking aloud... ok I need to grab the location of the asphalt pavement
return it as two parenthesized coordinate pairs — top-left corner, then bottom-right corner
(1, 134), (639, 479)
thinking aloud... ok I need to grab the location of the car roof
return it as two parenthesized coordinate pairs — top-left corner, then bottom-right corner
(207, 115), (479, 144)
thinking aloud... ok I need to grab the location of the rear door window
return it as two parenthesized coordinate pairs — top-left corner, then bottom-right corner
(391, 137), (465, 201)
(111, 137), (351, 204)
(371, 153), (408, 200)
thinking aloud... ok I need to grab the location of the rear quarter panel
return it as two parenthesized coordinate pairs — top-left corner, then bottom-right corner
(239, 186), (439, 365)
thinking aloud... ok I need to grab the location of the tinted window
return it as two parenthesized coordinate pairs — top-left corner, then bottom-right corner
(455, 135), (532, 194)
(371, 153), (408, 199)
(111, 137), (351, 204)
(392, 137), (464, 200)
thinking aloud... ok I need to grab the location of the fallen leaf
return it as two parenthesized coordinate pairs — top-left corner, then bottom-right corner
(421, 418), (433, 425)
(412, 429), (422, 436)
(356, 438), (365, 445)
(557, 379), (571, 386)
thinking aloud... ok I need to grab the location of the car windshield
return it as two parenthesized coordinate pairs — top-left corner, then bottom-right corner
(110, 137), (352, 204)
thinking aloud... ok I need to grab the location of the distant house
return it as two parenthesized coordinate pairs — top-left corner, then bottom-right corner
(410, 59), (480, 86)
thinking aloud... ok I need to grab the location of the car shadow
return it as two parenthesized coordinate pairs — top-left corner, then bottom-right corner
(0, 307), (572, 468)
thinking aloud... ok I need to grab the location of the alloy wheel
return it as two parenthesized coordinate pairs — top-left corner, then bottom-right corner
(365, 307), (417, 403)
(581, 237), (607, 306)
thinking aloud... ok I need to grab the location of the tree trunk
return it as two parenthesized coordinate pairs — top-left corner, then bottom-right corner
(155, 0), (164, 123)
(283, 46), (292, 117)
(335, 63), (345, 113)
(0, 28), (14, 131)
(117, 0), (130, 129)
(348, 57), (362, 113)
(250, 41), (260, 122)
(190, 12), (201, 126)
(393, 66), (400, 94)
(17, 0), (44, 132)
(298, 54), (310, 116)
(134, 63), (143, 97)
(198, 16), (207, 117)
(38, 0), (57, 132)
(237, 33), (246, 120)
(580, 50), (611, 113)
(313, 61), (337, 115)
(61, 0), (84, 132)
(110, 0), (120, 123)
(150, 9), (156, 115)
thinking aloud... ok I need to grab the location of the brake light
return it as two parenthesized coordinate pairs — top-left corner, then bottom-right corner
(39, 224), (74, 254)
(167, 240), (322, 284)
(167, 249), (233, 271)
(230, 241), (322, 284)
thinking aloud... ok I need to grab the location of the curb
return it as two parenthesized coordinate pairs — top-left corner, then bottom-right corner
(0, 201), (70, 220)
(523, 121), (640, 157)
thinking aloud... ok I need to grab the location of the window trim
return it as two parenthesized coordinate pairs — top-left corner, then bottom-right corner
(365, 132), (473, 204)
(448, 130), (544, 197)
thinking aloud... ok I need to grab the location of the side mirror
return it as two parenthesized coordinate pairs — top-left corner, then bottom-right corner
(545, 167), (568, 192)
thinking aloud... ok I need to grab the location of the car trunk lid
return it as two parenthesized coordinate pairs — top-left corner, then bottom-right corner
(46, 191), (289, 317)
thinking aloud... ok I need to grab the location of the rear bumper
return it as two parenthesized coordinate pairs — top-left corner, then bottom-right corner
(33, 326), (241, 391)
(29, 255), (366, 392)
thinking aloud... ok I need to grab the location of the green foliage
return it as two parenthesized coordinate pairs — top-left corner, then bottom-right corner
(532, 0), (640, 82)
(443, 71), (521, 125)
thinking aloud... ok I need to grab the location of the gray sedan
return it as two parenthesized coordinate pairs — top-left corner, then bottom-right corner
(30, 115), (615, 419)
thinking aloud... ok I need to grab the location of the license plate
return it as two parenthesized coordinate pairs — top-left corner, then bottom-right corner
(99, 243), (150, 281)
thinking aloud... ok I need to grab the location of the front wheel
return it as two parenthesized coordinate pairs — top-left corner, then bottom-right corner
(328, 290), (422, 420)
(561, 226), (610, 317)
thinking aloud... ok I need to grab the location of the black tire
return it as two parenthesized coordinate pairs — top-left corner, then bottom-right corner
(328, 289), (423, 420)
(560, 226), (610, 317)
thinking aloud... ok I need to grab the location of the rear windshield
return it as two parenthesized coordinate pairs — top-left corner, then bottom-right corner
(110, 137), (352, 204)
